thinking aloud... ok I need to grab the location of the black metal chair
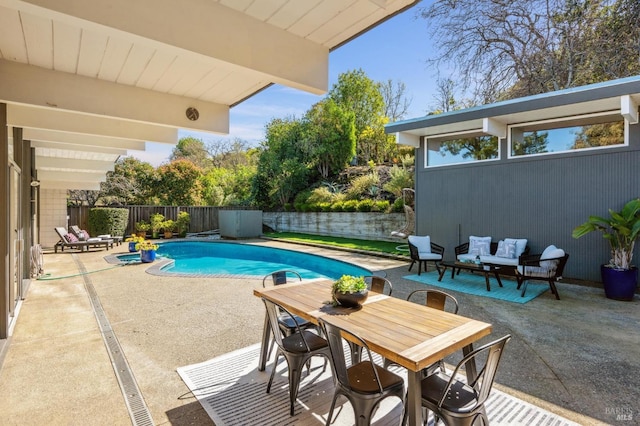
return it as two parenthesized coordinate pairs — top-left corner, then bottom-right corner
(262, 270), (316, 359)
(385, 290), (459, 374)
(516, 250), (569, 300)
(262, 298), (331, 416)
(320, 318), (405, 426)
(419, 334), (511, 426)
(408, 235), (444, 275)
(363, 275), (393, 296)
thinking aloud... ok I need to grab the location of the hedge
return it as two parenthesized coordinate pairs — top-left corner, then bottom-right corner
(88, 208), (129, 237)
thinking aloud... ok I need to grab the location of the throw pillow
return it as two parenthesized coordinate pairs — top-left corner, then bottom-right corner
(65, 233), (79, 243)
(505, 238), (528, 257)
(469, 236), (491, 256)
(495, 240), (517, 258)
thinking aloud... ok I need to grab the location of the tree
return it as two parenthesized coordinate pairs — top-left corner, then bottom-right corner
(156, 160), (204, 205)
(328, 69), (388, 164)
(251, 117), (311, 208)
(98, 157), (157, 205)
(418, 0), (640, 102)
(170, 136), (212, 169)
(68, 190), (100, 207)
(303, 99), (356, 179)
(380, 79), (412, 122)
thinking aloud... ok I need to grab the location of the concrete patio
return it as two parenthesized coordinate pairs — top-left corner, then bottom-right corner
(0, 240), (636, 425)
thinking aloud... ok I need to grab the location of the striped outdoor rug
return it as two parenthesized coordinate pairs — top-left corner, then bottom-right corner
(177, 344), (581, 426)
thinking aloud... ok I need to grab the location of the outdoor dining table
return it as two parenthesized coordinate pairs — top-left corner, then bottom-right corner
(254, 279), (493, 426)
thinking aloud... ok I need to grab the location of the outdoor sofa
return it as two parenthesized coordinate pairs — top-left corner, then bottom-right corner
(455, 236), (529, 275)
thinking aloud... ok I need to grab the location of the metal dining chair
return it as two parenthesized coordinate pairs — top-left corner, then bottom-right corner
(262, 298), (331, 416)
(385, 289), (459, 375)
(363, 275), (393, 296)
(320, 318), (405, 426)
(419, 334), (511, 426)
(262, 270), (316, 360)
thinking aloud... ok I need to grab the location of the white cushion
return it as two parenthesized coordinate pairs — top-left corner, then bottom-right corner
(517, 261), (559, 277)
(480, 255), (519, 266)
(469, 236), (491, 256)
(409, 235), (431, 255)
(541, 246), (564, 260)
(419, 253), (443, 261)
(505, 238), (527, 257)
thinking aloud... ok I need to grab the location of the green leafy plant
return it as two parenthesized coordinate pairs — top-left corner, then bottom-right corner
(332, 275), (367, 294)
(162, 219), (176, 232)
(135, 221), (151, 232)
(176, 211), (190, 237)
(150, 213), (165, 234)
(572, 198), (640, 270)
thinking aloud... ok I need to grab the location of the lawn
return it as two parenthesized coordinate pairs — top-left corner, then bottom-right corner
(263, 232), (409, 256)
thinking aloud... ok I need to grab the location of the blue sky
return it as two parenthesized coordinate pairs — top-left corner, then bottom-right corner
(133, 4), (439, 166)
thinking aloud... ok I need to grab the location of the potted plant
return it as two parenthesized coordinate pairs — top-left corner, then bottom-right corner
(136, 240), (159, 263)
(162, 219), (176, 239)
(149, 213), (165, 239)
(331, 275), (368, 308)
(572, 198), (640, 300)
(125, 235), (144, 252)
(135, 221), (151, 238)
(176, 211), (190, 238)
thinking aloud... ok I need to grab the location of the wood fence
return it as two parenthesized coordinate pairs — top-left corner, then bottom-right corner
(67, 206), (245, 235)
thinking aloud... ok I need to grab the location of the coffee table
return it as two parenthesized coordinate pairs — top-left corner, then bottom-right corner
(438, 260), (503, 291)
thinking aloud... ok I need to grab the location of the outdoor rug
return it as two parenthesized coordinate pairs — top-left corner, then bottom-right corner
(177, 343), (581, 426)
(404, 271), (549, 304)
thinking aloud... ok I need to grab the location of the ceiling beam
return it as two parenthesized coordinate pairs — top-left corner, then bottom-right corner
(38, 170), (106, 182)
(0, 60), (229, 134)
(8, 104), (179, 143)
(8, 0), (328, 95)
(36, 156), (115, 172)
(24, 128), (145, 151)
(39, 180), (101, 190)
(30, 140), (127, 156)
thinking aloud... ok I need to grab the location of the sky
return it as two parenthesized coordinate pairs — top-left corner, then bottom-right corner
(132, 3), (440, 167)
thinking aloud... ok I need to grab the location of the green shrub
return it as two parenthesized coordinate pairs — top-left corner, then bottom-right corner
(372, 200), (390, 212)
(331, 201), (344, 212)
(176, 211), (190, 237)
(357, 199), (373, 212)
(318, 202), (332, 212)
(88, 208), (129, 237)
(283, 203), (293, 211)
(342, 200), (359, 212)
(392, 197), (405, 212)
(345, 172), (380, 200)
(307, 187), (335, 204)
(383, 165), (413, 197)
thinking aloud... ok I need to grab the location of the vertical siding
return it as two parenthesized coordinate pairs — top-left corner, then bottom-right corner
(415, 145), (640, 282)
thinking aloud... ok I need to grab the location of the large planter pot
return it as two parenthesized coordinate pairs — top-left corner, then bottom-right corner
(140, 249), (157, 263)
(601, 265), (638, 301)
(164, 231), (173, 239)
(333, 289), (368, 308)
(128, 242), (138, 252)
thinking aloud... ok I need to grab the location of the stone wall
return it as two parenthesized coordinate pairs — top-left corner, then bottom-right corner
(262, 212), (406, 242)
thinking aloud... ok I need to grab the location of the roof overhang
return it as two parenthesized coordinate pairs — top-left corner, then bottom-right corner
(1, 0), (419, 189)
(387, 75), (640, 147)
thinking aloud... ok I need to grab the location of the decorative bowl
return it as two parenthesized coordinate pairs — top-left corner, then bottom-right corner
(333, 289), (368, 308)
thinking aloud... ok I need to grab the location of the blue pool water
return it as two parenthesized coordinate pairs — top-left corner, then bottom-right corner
(153, 241), (370, 280)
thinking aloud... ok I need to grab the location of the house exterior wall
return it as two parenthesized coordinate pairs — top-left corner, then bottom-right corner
(414, 123), (640, 282)
(40, 189), (69, 249)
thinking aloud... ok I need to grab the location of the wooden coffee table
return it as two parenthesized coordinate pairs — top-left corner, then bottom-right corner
(438, 260), (503, 291)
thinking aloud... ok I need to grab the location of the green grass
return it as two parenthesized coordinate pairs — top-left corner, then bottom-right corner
(263, 232), (409, 256)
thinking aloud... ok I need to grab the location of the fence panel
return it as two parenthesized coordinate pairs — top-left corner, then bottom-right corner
(67, 206), (222, 236)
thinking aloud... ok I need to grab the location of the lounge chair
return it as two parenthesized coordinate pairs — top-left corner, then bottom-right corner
(54, 227), (111, 253)
(70, 225), (121, 246)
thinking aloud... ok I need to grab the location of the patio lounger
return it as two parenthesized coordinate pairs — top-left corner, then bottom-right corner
(70, 225), (120, 246)
(54, 227), (111, 253)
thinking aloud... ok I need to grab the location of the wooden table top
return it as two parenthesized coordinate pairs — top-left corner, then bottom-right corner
(254, 280), (492, 372)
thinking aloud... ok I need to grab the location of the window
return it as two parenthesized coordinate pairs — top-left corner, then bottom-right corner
(509, 112), (625, 158)
(426, 135), (499, 167)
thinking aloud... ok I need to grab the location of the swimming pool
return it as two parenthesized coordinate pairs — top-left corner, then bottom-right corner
(149, 241), (371, 280)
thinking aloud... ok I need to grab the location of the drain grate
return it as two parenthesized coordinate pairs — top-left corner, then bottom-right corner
(73, 254), (154, 426)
